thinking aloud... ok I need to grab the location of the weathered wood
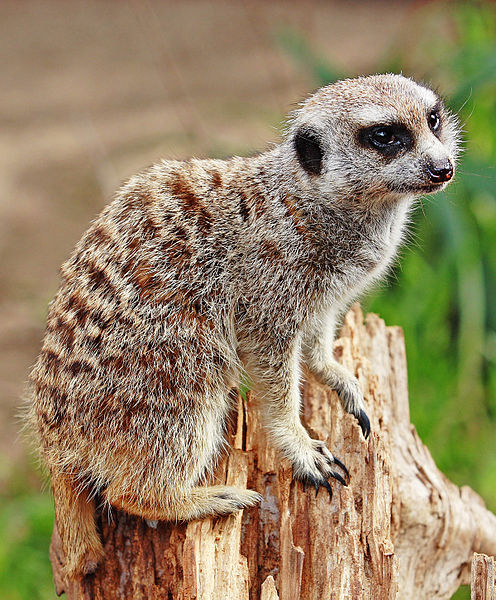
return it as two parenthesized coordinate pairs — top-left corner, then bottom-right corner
(471, 553), (495, 600)
(50, 305), (496, 599)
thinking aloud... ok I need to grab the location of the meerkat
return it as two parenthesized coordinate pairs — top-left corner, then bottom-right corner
(28, 73), (460, 579)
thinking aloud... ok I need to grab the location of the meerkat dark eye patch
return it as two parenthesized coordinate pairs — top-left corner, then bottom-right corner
(358, 124), (413, 158)
(294, 128), (324, 175)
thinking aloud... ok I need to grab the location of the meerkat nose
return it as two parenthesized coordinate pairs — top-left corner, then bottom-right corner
(426, 159), (454, 184)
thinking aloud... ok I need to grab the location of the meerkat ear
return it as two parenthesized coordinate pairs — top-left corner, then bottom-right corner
(294, 127), (324, 175)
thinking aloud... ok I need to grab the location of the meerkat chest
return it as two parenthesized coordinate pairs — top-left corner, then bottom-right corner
(332, 199), (412, 300)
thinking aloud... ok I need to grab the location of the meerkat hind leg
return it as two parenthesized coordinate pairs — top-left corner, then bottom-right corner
(104, 484), (262, 522)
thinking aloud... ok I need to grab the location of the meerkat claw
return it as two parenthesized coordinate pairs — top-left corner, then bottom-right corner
(330, 471), (347, 487)
(298, 469), (345, 499)
(332, 456), (350, 480)
(298, 474), (323, 496)
(322, 479), (333, 500)
(315, 444), (350, 481)
(357, 410), (371, 439)
(313, 478), (333, 500)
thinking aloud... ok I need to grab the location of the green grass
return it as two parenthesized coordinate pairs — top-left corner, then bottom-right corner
(0, 466), (55, 600)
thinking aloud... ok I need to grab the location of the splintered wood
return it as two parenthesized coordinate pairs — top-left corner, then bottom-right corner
(50, 306), (496, 599)
(471, 553), (495, 600)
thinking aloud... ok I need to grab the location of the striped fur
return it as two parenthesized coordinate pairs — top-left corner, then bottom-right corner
(27, 74), (459, 578)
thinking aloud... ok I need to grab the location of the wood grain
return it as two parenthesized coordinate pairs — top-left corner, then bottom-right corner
(471, 553), (495, 600)
(50, 305), (496, 599)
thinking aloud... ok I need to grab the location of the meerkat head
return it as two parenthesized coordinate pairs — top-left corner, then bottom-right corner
(288, 73), (460, 205)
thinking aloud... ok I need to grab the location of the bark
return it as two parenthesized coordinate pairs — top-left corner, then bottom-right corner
(50, 305), (496, 599)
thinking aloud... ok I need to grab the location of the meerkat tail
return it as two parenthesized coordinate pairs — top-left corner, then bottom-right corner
(51, 472), (104, 579)
(104, 484), (262, 522)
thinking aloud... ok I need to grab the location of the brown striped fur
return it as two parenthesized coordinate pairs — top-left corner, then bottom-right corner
(27, 74), (459, 578)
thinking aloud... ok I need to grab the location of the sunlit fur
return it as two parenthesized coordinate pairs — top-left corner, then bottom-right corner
(27, 74), (460, 578)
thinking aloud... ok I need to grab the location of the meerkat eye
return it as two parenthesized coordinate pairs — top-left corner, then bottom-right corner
(359, 124), (412, 158)
(428, 110), (441, 132)
(370, 127), (397, 147)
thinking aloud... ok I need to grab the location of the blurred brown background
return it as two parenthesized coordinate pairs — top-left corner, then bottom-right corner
(1, 0), (420, 479)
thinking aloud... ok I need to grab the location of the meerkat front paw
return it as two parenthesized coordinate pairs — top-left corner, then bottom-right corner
(325, 366), (370, 439)
(335, 376), (370, 439)
(308, 361), (371, 439)
(292, 439), (349, 499)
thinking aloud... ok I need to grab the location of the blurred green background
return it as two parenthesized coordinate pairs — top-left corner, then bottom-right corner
(1, 1), (494, 599)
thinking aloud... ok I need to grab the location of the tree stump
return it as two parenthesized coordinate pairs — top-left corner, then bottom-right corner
(50, 305), (496, 599)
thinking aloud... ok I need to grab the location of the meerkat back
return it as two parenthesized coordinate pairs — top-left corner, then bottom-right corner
(28, 73), (459, 579)
(28, 160), (264, 577)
